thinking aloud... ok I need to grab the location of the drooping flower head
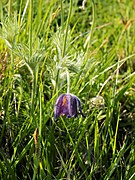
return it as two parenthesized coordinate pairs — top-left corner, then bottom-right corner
(54, 93), (85, 119)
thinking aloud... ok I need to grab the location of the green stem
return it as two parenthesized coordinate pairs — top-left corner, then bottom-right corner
(55, 69), (60, 95)
(32, 153), (39, 180)
(66, 68), (70, 93)
(29, 0), (33, 58)
(8, 0), (11, 17)
(55, 0), (72, 94)
(60, 0), (64, 29)
(39, 84), (43, 138)
(86, 0), (95, 55)
(62, 0), (72, 58)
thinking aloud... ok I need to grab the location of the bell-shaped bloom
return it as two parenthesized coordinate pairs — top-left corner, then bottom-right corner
(54, 93), (85, 119)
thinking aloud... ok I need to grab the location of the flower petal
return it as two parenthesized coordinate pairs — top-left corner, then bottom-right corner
(54, 93), (85, 119)
(76, 97), (86, 117)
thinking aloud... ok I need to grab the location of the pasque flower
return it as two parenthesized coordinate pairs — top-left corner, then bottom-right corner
(54, 93), (85, 119)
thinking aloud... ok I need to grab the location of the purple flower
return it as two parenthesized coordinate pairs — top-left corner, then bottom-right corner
(54, 93), (85, 119)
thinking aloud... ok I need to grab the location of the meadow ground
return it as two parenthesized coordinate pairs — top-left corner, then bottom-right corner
(0, 0), (135, 179)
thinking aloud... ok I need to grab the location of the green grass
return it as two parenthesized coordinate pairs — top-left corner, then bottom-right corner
(0, 0), (135, 179)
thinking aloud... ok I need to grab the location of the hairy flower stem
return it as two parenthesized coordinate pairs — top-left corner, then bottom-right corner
(66, 68), (70, 93)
